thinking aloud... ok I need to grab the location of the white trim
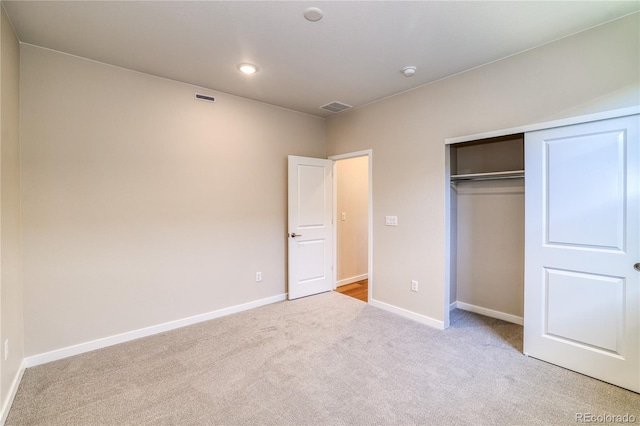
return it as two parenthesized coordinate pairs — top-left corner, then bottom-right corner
(369, 298), (444, 330)
(331, 161), (339, 291)
(453, 301), (524, 326)
(367, 152), (373, 303)
(336, 274), (368, 287)
(1, 360), (25, 425)
(444, 145), (452, 329)
(329, 150), (372, 161)
(329, 150), (373, 304)
(24, 293), (286, 368)
(445, 106), (639, 145)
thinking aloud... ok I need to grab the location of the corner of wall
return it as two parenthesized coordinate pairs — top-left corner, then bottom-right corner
(0, 4), (25, 423)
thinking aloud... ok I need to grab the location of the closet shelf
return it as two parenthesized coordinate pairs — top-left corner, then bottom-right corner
(450, 170), (525, 183)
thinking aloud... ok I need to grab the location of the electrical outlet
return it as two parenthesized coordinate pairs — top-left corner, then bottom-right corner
(411, 280), (419, 292)
(256, 272), (262, 282)
(4, 339), (8, 361)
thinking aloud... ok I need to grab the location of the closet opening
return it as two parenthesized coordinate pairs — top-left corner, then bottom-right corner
(445, 134), (525, 340)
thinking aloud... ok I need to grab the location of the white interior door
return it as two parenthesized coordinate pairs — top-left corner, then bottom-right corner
(524, 114), (639, 392)
(288, 155), (333, 300)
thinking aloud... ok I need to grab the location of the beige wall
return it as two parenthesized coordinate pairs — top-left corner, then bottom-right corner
(336, 156), (368, 283)
(1, 4), (23, 411)
(20, 45), (325, 356)
(326, 13), (640, 323)
(455, 180), (524, 317)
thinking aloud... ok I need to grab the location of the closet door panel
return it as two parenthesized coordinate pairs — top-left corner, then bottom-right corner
(546, 130), (625, 250)
(545, 268), (623, 353)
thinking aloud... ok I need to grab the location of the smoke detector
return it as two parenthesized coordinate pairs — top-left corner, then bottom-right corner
(402, 66), (417, 77)
(304, 7), (324, 22)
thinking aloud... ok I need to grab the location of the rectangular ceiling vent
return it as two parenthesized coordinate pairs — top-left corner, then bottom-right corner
(320, 101), (352, 113)
(195, 93), (216, 102)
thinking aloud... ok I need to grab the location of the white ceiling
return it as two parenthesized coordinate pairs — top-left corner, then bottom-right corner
(3, 1), (639, 118)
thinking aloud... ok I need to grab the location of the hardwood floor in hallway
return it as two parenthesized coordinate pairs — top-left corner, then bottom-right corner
(335, 279), (368, 302)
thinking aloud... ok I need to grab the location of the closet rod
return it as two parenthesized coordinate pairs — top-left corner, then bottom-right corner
(450, 170), (525, 183)
(451, 174), (524, 183)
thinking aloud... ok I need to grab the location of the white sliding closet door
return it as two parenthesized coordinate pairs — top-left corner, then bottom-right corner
(524, 114), (639, 392)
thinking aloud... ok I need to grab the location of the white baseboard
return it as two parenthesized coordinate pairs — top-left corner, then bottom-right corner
(451, 301), (523, 326)
(25, 293), (287, 368)
(336, 274), (368, 288)
(1, 359), (25, 425)
(369, 298), (444, 330)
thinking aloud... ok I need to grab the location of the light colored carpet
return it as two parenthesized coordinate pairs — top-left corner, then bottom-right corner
(7, 291), (640, 425)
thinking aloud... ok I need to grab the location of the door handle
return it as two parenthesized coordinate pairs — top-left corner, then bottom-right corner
(635, 263), (640, 272)
(290, 233), (302, 238)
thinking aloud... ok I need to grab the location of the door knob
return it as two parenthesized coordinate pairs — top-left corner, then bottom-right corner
(290, 232), (302, 238)
(635, 263), (640, 272)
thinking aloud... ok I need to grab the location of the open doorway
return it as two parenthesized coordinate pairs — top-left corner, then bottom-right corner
(329, 151), (372, 303)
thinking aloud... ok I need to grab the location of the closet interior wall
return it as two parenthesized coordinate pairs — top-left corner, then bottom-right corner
(449, 135), (525, 320)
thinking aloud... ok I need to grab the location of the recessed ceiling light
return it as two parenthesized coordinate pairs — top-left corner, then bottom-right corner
(239, 64), (258, 75)
(402, 66), (417, 77)
(304, 7), (323, 22)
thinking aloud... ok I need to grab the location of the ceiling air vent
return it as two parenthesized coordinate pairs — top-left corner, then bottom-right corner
(320, 101), (352, 113)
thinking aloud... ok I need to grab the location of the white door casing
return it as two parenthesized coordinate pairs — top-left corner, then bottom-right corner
(524, 114), (639, 392)
(288, 156), (334, 300)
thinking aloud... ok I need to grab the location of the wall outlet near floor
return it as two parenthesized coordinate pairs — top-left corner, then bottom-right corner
(411, 280), (419, 292)
(4, 339), (8, 361)
(256, 272), (262, 282)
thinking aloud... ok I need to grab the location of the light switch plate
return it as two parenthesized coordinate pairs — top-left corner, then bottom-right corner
(385, 216), (398, 226)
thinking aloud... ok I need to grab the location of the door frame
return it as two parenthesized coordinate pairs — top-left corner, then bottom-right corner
(444, 146), (453, 328)
(328, 150), (373, 303)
